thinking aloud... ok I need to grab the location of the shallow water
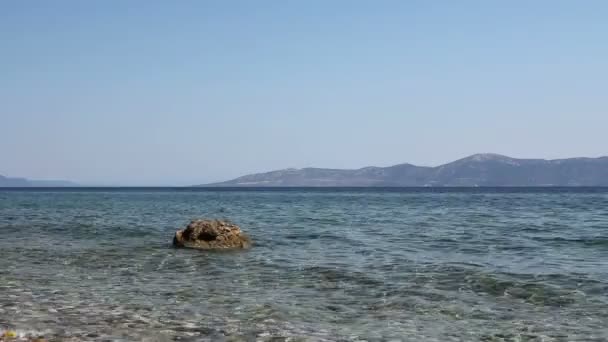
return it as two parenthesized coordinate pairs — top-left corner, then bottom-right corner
(1, 188), (607, 341)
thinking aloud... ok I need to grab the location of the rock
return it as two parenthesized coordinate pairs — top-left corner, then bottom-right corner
(173, 219), (251, 250)
(0, 329), (48, 342)
(0, 330), (17, 340)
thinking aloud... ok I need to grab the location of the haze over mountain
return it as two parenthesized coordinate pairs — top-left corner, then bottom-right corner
(199, 154), (608, 187)
(0, 175), (77, 187)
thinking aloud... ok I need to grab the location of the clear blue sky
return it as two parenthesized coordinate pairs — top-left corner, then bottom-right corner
(1, 1), (607, 185)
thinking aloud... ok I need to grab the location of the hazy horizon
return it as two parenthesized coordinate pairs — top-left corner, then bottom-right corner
(3, 152), (608, 187)
(2, 1), (607, 185)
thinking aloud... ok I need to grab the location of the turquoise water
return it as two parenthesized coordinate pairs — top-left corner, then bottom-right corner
(0, 188), (607, 341)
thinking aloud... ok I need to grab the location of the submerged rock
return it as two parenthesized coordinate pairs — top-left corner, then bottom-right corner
(0, 330), (46, 342)
(173, 219), (251, 250)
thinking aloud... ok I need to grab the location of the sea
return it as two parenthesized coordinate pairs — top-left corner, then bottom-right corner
(0, 188), (607, 341)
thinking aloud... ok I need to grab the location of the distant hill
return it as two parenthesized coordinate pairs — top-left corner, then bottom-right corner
(198, 154), (608, 187)
(0, 174), (77, 187)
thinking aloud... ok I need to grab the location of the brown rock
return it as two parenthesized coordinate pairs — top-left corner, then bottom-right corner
(173, 219), (251, 250)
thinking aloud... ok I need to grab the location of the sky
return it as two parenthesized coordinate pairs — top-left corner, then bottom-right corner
(1, 1), (607, 185)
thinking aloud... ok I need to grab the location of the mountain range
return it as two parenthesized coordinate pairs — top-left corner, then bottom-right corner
(200, 154), (608, 187)
(0, 175), (77, 187)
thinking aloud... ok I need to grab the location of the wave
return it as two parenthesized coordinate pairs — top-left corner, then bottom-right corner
(533, 236), (608, 249)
